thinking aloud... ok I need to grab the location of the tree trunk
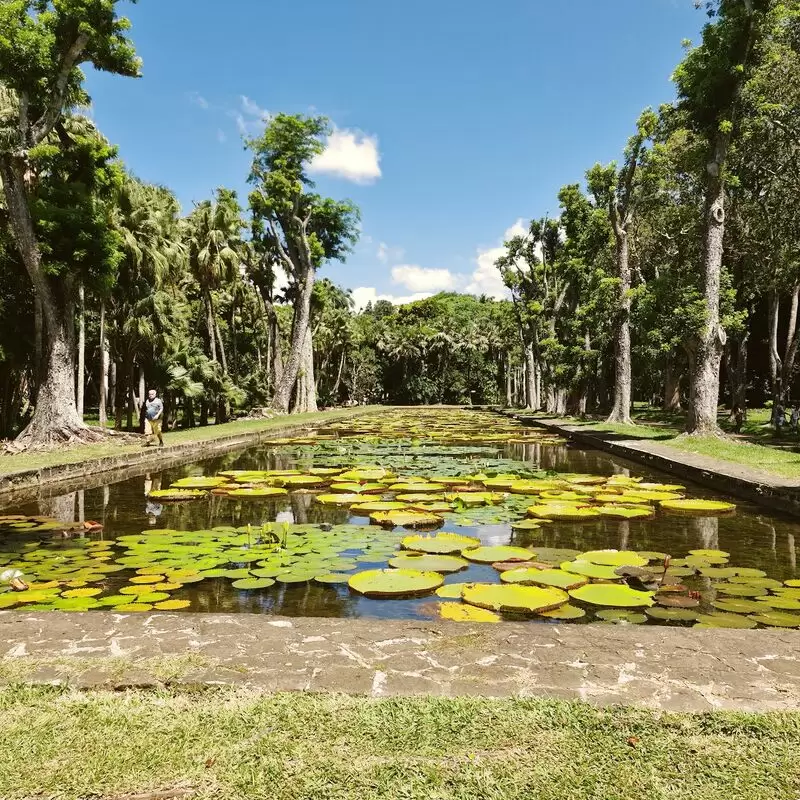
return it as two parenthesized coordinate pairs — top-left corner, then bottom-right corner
(77, 282), (85, 418)
(111, 361), (121, 430)
(781, 285), (800, 402)
(524, 344), (536, 410)
(505, 354), (513, 407)
(98, 299), (108, 426)
(33, 295), (43, 406)
(138, 364), (146, 411)
(291, 325), (318, 413)
(685, 160), (728, 435)
(331, 349), (346, 401)
(663, 357), (682, 412)
(126, 359), (135, 431)
(272, 268), (315, 413)
(607, 232), (632, 423)
(215, 320), (228, 374)
(768, 289), (781, 415)
(206, 297), (218, 364)
(0, 153), (98, 447)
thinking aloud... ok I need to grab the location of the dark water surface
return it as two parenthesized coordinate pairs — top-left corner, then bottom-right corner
(2, 431), (798, 624)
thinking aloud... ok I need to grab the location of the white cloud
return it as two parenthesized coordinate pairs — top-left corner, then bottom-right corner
(309, 127), (382, 184)
(377, 242), (404, 264)
(230, 95), (271, 137)
(352, 287), (432, 312)
(216, 129), (227, 144)
(391, 264), (458, 293)
(464, 219), (528, 300)
(188, 91), (209, 109)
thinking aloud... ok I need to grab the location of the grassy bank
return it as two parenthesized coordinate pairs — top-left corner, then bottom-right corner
(0, 686), (797, 799)
(546, 406), (800, 481)
(0, 407), (379, 477)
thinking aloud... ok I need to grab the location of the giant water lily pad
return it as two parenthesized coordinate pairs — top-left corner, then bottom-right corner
(435, 582), (471, 599)
(462, 546), (534, 564)
(401, 533), (481, 554)
(527, 504), (600, 521)
(171, 476), (228, 489)
(388, 553), (467, 573)
(660, 499), (736, 515)
(226, 487), (289, 499)
(715, 583), (768, 597)
(147, 489), (205, 502)
(560, 560), (620, 580)
(645, 606), (699, 622)
(758, 595), (800, 610)
(461, 583), (568, 614)
(539, 604), (586, 620)
(748, 610), (800, 628)
(351, 501), (407, 514)
(439, 603), (501, 622)
(595, 505), (655, 520)
(371, 510), (444, 529)
(694, 612), (757, 629)
(579, 550), (648, 568)
(501, 567), (587, 591)
(315, 493), (364, 506)
(713, 598), (766, 614)
(569, 584), (654, 607)
(348, 569), (443, 597)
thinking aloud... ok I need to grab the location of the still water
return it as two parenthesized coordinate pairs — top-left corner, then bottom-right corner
(2, 429), (797, 624)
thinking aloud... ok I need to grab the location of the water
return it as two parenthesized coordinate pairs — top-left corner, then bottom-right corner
(1, 415), (798, 624)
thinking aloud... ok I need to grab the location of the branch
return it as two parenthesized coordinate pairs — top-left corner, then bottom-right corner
(30, 32), (90, 146)
(266, 218), (296, 274)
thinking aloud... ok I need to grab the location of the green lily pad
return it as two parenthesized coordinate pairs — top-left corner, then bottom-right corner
(527, 504), (600, 521)
(501, 568), (587, 591)
(645, 606), (699, 622)
(348, 569), (443, 597)
(462, 546), (534, 564)
(578, 550), (648, 568)
(401, 533), (481, 554)
(595, 505), (654, 520)
(314, 573), (352, 584)
(713, 598), (766, 613)
(231, 578), (275, 590)
(226, 487), (289, 499)
(569, 584), (654, 607)
(694, 612), (758, 629)
(595, 609), (648, 624)
(435, 582), (471, 599)
(538, 604), (586, 620)
(660, 499), (736, 515)
(388, 553), (468, 573)
(715, 583), (768, 597)
(560, 560), (620, 580)
(461, 583), (568, 614)
(756, 595), (800, 610)
(748, 611), (800, 628)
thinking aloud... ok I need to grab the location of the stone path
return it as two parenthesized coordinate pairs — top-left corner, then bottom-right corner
(2, 611), (799, 712)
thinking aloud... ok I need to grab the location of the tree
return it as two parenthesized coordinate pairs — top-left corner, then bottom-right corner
(586, 109), (657, 424)
(247, 114), (359, 414)
(0, 0), (139, 446)
(673, 0), (770, 434)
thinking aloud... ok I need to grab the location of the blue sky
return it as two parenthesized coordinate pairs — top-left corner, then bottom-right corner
(85, 0), (704, 308)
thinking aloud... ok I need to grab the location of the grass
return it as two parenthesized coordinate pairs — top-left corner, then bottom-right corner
(0, 686), (798, 800)
(0, 407), (380, 477)
(536, 405), (800, 481)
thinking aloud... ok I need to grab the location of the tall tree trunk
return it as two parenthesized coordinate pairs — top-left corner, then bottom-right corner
(215, 320), (228, 374)
(781, 285), (800, 402)
(206, 296), (218, 363)
(33, 295), (43, 406)
(291, 326), (318, 413)
(138, 364), (146, 411)
(768, 289), (781, 416)
(98, 300), (108, 426)
(331, 349), (346, 400)
(505, 354), (513, 407)
(579, 331), (592, 415)
(524, 344), (536, 410)
(663, 356), (682, 412)
(76, 282), (85, 418)
(0, 154), (97, 446)
(272, 268), (315, 413)
(126, 359), (135, 431)
(607, 231), (632, 423)
(111, 360), (121, 430)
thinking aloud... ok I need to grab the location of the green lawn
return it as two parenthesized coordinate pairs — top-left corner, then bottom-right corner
(0, 686), (797, 800)
(543, 406), (800, 481)
(0, 407), (379, 477)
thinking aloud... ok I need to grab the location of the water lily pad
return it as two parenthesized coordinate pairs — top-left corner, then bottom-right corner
(461, 583), (568, 614)
(348, 568), (443, 597)
(388, 553), (468, 573)
(401, 533), (480, 555)
(715, 583), (768, 597)
(713, 598), (766, 614)
(171, 476), (228, 489)
(226, 487), (289, 498)
(154, 600), (191, 610)
(579, 550), (648, 568)
(351, 501), (408, 514)
(439, 603), (501, 622)
(231, 577), (275, 590)
(748, 611), (800, 628)
(660, 499), (736, 515)
(560, 560), (620, 580)
(645, 606), (699, 622)
(315, 493), (364, 505)
(699, 567), (739, 579)
(595, 609), (647, 624)
(147, 489), (205, 502)
(568, 584), (654, 607)
(371, 510), (444, 529)
(501, 567), (587, 590)
(314, 573), (352, 584)
(756, 595), (800, 610)
(510, 519), (544, 530)
(462, 546), (534, 564)
(527, 504), (600, 521)
(595, 505), (654, 520)
(60, 587), (102, 598)
(115, 603), (153, 612)
(435, 582), (471, 599)
(694, 611), (758, 629)
(539, 604), (586, 620)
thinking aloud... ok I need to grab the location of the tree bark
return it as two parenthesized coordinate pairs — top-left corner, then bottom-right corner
(607, 231), (632, 423)
(331, 349), (346, 401)
(291, 325), (318, 413)
(0, 154), (99, 446)
(781, 285), (800, 402)
(76, 282), (85, 418)
(98, 299), (108, 426)
(206, 296), (217, 363)
(524, 344), (536, 410)
(505, 354), (513, 407)
(271, 268), (315, 413)
(663, 357), (682, 412)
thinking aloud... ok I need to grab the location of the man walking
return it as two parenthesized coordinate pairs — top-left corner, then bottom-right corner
(145, 389), (165, 447)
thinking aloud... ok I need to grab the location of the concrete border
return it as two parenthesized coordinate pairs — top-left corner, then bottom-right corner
(505, 412), (800, 517)
(0, 410), (377, 507)
(1, 610), (799, 710)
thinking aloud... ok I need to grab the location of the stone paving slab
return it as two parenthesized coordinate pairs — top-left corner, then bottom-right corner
(2, 610), (800, 712)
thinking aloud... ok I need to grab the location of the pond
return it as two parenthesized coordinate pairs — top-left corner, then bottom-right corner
(1, 408), (799, 628)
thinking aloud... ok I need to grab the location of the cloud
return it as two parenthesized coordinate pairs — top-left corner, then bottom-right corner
(377, 242), (404, 264)
(230, 95), (270, 137)
(391, 264), (458, 293)
(309, 127), (382, 184)
(216, 129), (227, 144)
(352, 287), (432, 312)
(464, 219), (528, 300)
(188, 91), (209, 109)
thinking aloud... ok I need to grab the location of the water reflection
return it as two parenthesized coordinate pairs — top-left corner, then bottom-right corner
(2, 438), (800, 621)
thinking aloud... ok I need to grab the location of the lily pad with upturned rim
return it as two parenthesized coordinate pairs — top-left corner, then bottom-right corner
(388, 553), (467, 573)
(439, 603), (501, 622)
(660, 499), (736, 516)
(501, 567), (587, 591)
(348, 568), (443, 597)
(568, 583), (654, 608)
(462, 546), (534, 564)
(461, 583), (568, 614)
(401, 533), (481, 555)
